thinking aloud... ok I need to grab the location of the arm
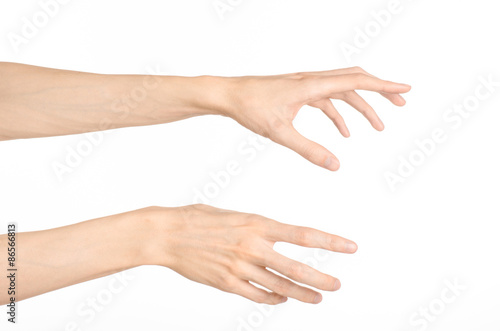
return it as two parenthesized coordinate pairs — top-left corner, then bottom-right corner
(0, 62), (225, 139)
(0, 63), (410, 170)
(0, 205), (357, 305)
(0, 209), (149, 304)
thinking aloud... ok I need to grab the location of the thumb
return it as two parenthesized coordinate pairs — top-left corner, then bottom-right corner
(274, 126), (340, 171)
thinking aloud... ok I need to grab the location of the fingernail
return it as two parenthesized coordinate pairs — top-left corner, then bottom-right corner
(345, 242), (358, 253)
(280, 297), (288, 303)
(324, 156), (340, 171)
(313, 293), (322, 304)
(333, 279), (341, 291)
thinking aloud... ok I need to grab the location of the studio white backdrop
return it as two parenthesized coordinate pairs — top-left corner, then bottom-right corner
(0, 0), (499, 330)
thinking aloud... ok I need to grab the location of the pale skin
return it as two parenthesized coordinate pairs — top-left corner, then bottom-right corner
(0, 62), (410, 305)
(0, 205), (358, 305)
(0, 62), (411, 170)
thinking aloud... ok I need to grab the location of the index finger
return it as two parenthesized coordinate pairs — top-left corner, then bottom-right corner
(301, 67), (409, 106)
(314, 73), (411, 97)
(266, 221), (358, 254)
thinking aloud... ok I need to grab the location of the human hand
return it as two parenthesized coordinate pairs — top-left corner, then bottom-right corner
(212, 66), (411, 171)
(146, 204), (357, 304)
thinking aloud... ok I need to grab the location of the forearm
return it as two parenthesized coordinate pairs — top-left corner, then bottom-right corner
(0, 62), (230, 140)
(0, 207), (156, 304)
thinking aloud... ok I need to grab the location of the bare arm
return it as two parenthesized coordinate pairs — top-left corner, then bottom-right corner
(0, 62), (410, 170)
(0, 62), (224, 140)
(0, 205), (357, 305)
(0, 209), (149, 304)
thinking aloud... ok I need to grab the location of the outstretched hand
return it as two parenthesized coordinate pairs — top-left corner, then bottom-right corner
(148, 205), (357, 304)
(217, 66), (411, 170)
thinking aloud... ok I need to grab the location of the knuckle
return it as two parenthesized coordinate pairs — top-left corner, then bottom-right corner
(178, 205), (196, 221)
(351, 72), (367, 84)
(290, 72), (307, 80)
(181, 204), (212, 218)
(327, 235), (338, 250)
(273, 278), (290, 293)
(302, 78), (320, 101)
(380, 80), (393, 93)
(245, 215), (270, 234)
(234, 239), (264, 263)
(305, 292), (319, 303)
(287, 263), (306, 280)
(352, 72), (364, 78)
(300, 144), (318, 162)
(227, 260), (245, 276)
(234, 240), (254, 258)
(250, 218), (274, 238)
(351, 66), (365, 73)
(292, 72), (306, 79)
(339, 91), (352, 100)
(319, 99), (332, 110)
(294, 227), (312, 245)
(219, 275), (238, 291)
(253, 214), (274, 227)
(335, 115), (346, 125)
(239, 213), (260, 225)
(245, 215), (265, 230)
(191, 203), (209, 210)
(143, 205), (161, 211)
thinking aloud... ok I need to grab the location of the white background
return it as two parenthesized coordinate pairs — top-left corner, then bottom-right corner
(1, 0), (499, 330)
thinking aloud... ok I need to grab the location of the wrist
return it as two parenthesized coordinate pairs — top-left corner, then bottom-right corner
(150, 74), (239, 121)
(130, 206), (180, 268)
(169, 75), (238, 118)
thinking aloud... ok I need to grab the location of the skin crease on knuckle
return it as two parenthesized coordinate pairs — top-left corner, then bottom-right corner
(283, 280), (318, 303)
(299, 142), (319, 164)
(340, 90), (355, 103)
(350, 72), (369, 90)
(326, 234), (340, 252)
(351, 66), (365, 74)
(293, 227), (312, 246)
(272, 276), (291, 295)
(227, 259), (248, 280)
(301, 77), (323, 104)
(340, 90), (354, 101)
(287, 262), (306, 282)
(219, 274), (239, 292)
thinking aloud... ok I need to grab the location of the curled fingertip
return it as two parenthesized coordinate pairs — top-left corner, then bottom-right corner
(345, 242), (358, 253)
(394, 94), (407, 106)
(333, 279), (341, 291)
(373, 121), (385, 131)
(324, 156), (340, 171)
